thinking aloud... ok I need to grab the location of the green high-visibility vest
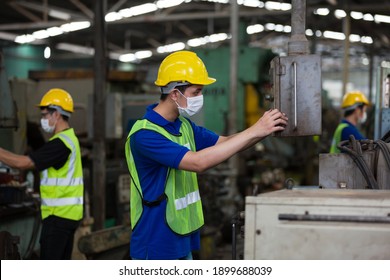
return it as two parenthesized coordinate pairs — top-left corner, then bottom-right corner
(330, 123), (348, 153)
(40, 128), (84, 221)
(125, 116), (204, 235)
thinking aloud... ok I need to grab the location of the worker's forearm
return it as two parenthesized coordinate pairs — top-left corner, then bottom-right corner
(180, 127), (262, 172)
(180, 109), (288, 172)
(0, 148), (35, 170)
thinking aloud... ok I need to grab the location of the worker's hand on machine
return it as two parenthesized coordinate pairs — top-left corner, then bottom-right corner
(253, 108), (288, 138)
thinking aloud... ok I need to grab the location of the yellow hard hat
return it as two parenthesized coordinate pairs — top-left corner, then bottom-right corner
(154, 50), (216, 87)
(38, 88), (74, 113)
(341, 91), (370, 109)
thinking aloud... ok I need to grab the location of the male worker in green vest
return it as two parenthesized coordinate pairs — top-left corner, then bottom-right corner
(330, 91), (370, 153)
(125, 50), (288, 260)
(0, 88), (84, 259)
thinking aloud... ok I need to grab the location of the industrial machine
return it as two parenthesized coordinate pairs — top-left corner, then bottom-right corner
(244, 188), (390, 259)
(241, 83), (390, 260)
(0, 52), (41, 260)
(239, 0), (390, 260)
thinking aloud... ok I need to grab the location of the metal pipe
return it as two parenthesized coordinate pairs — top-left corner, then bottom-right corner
(0, 53), (18, 128)
(342, 12), (351, 98)
(229, 0), (238, 135)
(92, 0), (107, 230)
(288, 0), (309, 55)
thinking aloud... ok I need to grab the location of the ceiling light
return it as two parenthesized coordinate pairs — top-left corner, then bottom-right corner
(375, 14), (390, 24)
(129, 3), (158, 17)
(305, 29), (314, 36)
(238, 0), (264, 8)
(156, 0), (185, 9)
(119, 53), (136, 62)
(381, 61), (390, 68)
(323, 30), (345, 40)
(247, 24), (264, 34)
(105, 12), (122, 22)
(32, 30), (50, 40)
(60, 21), (91, 32)
(360, 36), (373, 44)
(48, 10), (71, 20)
(283, 25), (291, 33)
(265, 1), (291, 11)
(363, 14), (374, 21)
(265, 23), (276, 30)
(350, 11), (363, 20)
(362, 57), (369, 65)
(314, 8), (329, 16)
(157, 42), (185, 53)
(44, 46), (51, 59)
(135, 50), (153, 59)
(349, 34), (361, 42)
(47, 27), (63, 36)
(187, 38), (205, 47)
(209, 33), (229, 42)
(14, 34), (35, 44)
(334, 9), (347, 19)
(275, 24), (284, 32)
(201, 0), (229, 3)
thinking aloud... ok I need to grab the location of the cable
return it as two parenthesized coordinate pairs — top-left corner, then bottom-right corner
(381, 129), (390, 143)
(338, 136), (379, 189)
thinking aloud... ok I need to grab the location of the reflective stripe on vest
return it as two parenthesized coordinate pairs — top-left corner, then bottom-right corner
(330, 123), (349, 153)
(175, 190), (201, 211)
(40, 129), (84, 221)
(125, 116), (204, 235)
(42, 197), (84, 207)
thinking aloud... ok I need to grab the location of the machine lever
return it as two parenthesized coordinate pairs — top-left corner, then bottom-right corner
(292, 61), (298, 130)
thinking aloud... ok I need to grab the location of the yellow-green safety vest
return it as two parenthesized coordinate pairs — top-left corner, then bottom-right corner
(330, 123), (348, 153)
(125, 116), (204, 235)
(40, 128), (84, 221)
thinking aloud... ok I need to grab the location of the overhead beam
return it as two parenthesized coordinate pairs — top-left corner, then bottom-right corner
(108, 10), (289, 25)
(0, 20), (65, 31)
(107, 0), (128, 13)
(9, 2), (41, 22)
(10, 0), (86, 20)
(69, 0), (94, 19)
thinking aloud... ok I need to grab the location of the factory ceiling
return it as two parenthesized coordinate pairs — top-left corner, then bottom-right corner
(0, 0), (389, 70)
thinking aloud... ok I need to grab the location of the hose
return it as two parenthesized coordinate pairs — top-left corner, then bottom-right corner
(381, 129), (390, 143)
(375, 140), (390, 171)
(338, 135), (379, 189)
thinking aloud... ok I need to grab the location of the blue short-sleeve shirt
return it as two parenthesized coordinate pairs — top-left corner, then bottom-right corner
(129, 103), (219, 259)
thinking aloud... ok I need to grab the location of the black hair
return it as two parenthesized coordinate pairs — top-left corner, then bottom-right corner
(41, 106), (69, 122)
(159, 84), (190, 101)
(175, 84), (190, 93)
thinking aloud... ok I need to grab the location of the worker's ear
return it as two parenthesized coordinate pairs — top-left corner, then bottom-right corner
(52, 110), (61, 120)
(169, 89), (180, 102)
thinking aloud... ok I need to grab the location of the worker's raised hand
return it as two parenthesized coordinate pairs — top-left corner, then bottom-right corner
(254, 109), (288, 138)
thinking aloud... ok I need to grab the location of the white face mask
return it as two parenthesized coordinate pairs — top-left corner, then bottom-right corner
(40, 118), (55, 133)
(360, 111), (367, 124)
(176, 91), (204, 118)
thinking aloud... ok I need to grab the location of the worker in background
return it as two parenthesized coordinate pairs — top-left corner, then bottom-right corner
(0, 88), (84, 260)
(125, 50), (288, 260)
(329, 91), (370, 153)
